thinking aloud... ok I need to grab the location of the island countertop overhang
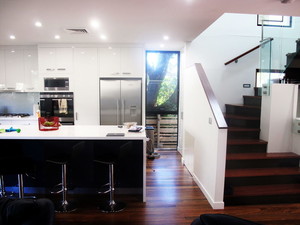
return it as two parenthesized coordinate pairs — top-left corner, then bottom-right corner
(0, 125), (148, 140)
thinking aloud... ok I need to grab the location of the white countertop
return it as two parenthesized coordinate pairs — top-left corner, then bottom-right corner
(0, 116), (37, 121)
(0, 125), (147, 140)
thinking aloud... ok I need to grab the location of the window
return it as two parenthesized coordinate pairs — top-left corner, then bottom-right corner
(146, 51), (180, 114)
(257, 15), (292, 27)
(256, 69), (285, 87)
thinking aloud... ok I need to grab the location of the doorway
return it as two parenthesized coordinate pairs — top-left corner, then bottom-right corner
(145, 51), (180, 150)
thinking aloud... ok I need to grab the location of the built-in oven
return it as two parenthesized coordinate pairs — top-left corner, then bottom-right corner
(40, 92), (74, 125)
(44, 77), (69, 91)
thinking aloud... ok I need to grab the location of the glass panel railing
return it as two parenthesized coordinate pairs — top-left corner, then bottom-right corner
(259, 37), (272, 95)
(284, 39), (300, 83)
(259, 15), (300, 94)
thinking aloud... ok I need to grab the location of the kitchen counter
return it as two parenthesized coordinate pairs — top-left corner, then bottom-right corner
(0, 125), (147, 140)
(0, 116), (38, 126)
(0, 125), (147, 202)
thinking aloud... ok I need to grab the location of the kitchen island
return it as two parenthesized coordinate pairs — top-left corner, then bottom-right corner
(0, 125), (147, 202)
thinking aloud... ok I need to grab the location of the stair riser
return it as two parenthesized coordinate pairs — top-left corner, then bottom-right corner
(227, 144), (267, 153)
(226, 118), (260, 128)
(224, 194), (300, 206)
(227, 131), (260, 139)
(243, 96), (261, 107)
(225, 175), (300, 187)
(225, 105), (261, 117)
(226, 158), (300, 169)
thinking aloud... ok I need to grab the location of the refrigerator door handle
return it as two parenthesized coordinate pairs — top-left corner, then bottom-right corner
(122, 99), (125, 124)
(117, 100), (120, 125)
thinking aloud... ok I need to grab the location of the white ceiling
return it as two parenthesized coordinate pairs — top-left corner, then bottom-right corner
(1, 0), (300, 50)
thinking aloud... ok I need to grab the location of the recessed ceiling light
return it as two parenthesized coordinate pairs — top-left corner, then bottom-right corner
(100, 34), (107, 40)
(54, 35), (60, 39)
(160, 44), (165, 48)
(9, 35), (16, 40)
(90, 20), (100, 29)
(163, 35), (169, 40)
(35, 21), (42, 27)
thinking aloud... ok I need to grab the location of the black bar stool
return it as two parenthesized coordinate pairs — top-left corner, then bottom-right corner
(47, 154), (75, 212)
(94, 141), (132, 213)
(0, 156), (35, 199)
(46, 141), (84, 213)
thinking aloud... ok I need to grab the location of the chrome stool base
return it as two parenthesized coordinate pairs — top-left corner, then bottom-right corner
(97, 200), (126, 213)
(55, 200), (77, 213)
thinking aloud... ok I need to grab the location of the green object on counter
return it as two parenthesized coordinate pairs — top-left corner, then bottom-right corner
(0, 127), (21, 133)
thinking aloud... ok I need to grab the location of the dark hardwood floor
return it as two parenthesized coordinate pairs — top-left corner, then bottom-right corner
(53, 151), (300, 225)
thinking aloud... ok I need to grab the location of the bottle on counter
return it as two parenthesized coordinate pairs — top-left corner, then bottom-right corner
(33, 103), (41, 118)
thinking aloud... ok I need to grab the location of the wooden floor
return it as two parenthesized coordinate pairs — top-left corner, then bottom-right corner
(54, 151), (300, 225)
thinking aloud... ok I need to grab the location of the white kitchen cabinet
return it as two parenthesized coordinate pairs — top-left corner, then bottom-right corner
(38, 47), (73, 75)
(0, 46), (38, 91)
(23, 48), (38, 91)
(5, 48), (24, 89)
(99, 47), (144, 77)
(99, 47), (121, 76)
(73, 47), (99, 125)
(120, 47), (144, 76)
(0, 49), (5, 86)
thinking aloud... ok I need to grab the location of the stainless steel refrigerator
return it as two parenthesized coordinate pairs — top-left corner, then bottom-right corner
(99, 78), (142, 125)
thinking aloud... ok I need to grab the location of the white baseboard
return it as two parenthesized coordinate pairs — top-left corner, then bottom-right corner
(191, 172), (224, 209)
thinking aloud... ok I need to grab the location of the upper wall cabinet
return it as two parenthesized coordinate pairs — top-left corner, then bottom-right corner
(0, 49), (5, 86)
(5, 48), (24, 89)
(0, 46), (38, 91)
(38, 47), (73, 75)
(99, 47), (144, 77)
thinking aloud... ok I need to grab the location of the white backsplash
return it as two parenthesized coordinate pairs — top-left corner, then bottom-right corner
(0, 92), (40, 115)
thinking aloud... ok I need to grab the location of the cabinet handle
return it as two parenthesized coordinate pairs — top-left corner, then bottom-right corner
(57, 68), (66, 71)
(111, 72), (120, 75)
(76, 112), (78, 121)
(122, 72), (131, 75)
(46, 68), (55, 71)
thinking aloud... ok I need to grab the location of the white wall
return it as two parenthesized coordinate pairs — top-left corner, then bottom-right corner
(187, 13), (261, 111)
(292, 85), (300, 155)
(182, 64), (227, 209)
(260, 84), (297, 153)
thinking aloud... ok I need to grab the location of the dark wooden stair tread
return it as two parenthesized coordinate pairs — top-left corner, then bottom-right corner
(243, 95), (262, 98)
(224, 114), (260, 120)
(227, 139), (267, 145)
(227, 184), (300, 197)
(226, 104), (261, 109)
(226, 167), (300, 178)
(228, 127), (260, 132)
(227, 152), (300, 160)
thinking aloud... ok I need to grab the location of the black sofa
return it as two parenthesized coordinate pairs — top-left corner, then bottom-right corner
(191, 214), (263, 225)
(0, 198), (54, 225)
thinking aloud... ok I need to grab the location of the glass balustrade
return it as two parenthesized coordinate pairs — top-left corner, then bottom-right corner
(259, 16), (300, 95)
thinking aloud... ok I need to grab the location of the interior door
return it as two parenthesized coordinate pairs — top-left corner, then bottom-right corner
(121, 79), (142, 125)
(100, 79), (121, 125)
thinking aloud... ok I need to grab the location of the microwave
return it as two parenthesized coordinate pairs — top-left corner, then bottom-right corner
(44, 77), (69, 91)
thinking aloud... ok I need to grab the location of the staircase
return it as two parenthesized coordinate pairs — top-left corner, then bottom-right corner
(224, 95), (300, 206)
